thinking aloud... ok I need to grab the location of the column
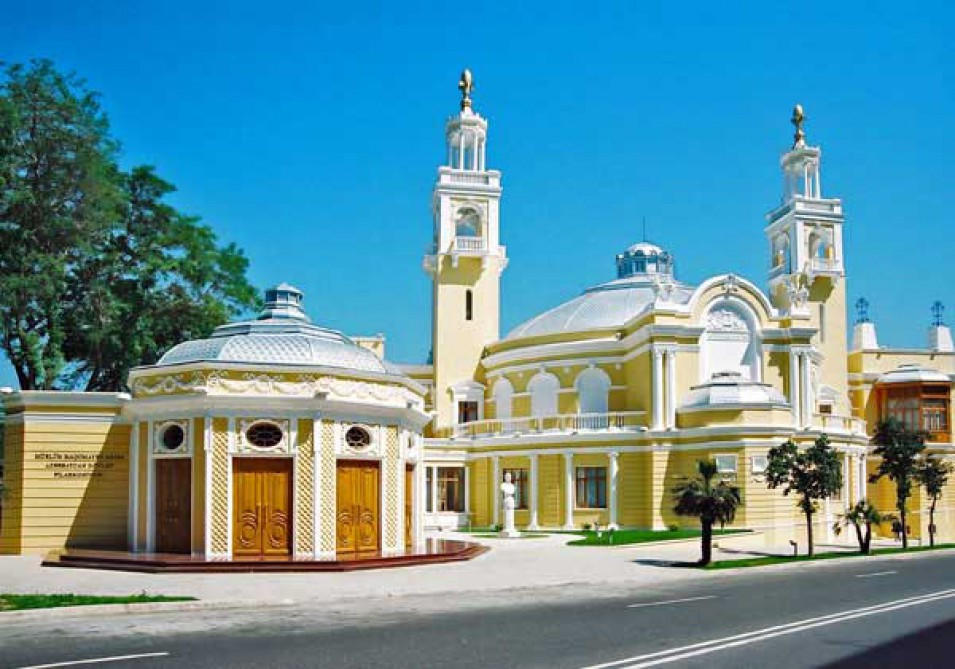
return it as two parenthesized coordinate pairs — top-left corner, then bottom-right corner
(203, 415), (213, 558)
(652, 348), (664, 430)
(665, 349), (677, 429)
(145, 419), (154, 552)
(608, 452), (619, 529)
(789, 349), (801, 426)
(491, 455), (500, 526)
(800, 353), (812, 428)
(416, 459), (426, 546)
(472, 133), (479, 170)
(528, 454), (540, 530)
(843, 452), (851, 509)
(814, 164), (822, 198)
(858, 456), (867, 502)
(128, 422), (139, 551)
(563, 452), (575, 529)
(458, 133), (464, 169)
(430, 466), (438, 517)
(480, 138), (486, 171)
(463, 464), (471, 518)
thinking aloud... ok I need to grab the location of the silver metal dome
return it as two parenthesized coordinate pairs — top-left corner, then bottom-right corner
(507, 241), (693, 339)
(156, 285), (390, 374)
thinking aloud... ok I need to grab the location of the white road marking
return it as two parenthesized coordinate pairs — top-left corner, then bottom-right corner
(855, 570), (897, 578)
(18, 652), (170, 669)
(583, 588), (955, 669)
(626, 596), (717, 609)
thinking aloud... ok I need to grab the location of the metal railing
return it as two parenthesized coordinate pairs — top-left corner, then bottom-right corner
(815, 414), (867, 435)
(444, 411), (647, 439)
(452, 236), (486, 252)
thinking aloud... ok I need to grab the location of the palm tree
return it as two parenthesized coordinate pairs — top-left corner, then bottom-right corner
(832, 501), (891, 554)
(915, 456), (953, 548)
(672, 460), (742, 566)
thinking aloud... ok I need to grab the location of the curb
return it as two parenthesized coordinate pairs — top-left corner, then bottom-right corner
(0, 598), (295, 623)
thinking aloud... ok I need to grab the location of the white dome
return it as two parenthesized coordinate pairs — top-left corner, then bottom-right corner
(155, 285), (396, 375)
(507, 240), (690, 339)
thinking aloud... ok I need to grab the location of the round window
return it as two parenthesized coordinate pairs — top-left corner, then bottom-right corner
(246, 422), (284, 448)
(345, 426), (371, 449)
(161, 424), (185, 451)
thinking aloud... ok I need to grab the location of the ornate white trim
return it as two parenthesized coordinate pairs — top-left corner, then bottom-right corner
(153, 419), (191, 456)
(341, 423), (378, 456)
(235, 418), (291, 455)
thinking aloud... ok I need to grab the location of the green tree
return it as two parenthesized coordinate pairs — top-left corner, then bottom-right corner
(765, 435), (843, 556)
(869, 418), (926, 549)
(915, 455), (952, 548)
(672, 460), (742, 566)
(0, 60), (258, 391)
(0, 59), (122, 389)
(62, 166), (258, 390)
(832, 501), (891, 554)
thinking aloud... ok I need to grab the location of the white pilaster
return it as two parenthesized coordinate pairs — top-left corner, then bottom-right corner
(652, 348), (664, 430)
(491, 455), (500, 526)
(789, 349), (801, 426)
(128, 422), (139, 551)
(858, 457), (867, 502)
(665, 349), (677, 429)
(463, 463), (471, 517)
(528, 454), (540, 530)
(416, 457), (426, 547)
(563, 452), (575, 529)
(312, 416), (321, 558)
(430, 466), (438, 515)
(145, 419), (154, 553)
(608, 451), (619, 529)
(203, 415), (213, 558)
(843, 452), (850, 509)
(800, 352), (812, 428)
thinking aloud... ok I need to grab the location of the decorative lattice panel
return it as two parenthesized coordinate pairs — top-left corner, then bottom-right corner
(210, 419), (230, 555)
(319, 420), (337, 554)
(383, 426), (400, 550)
(295, 419), (315, 555)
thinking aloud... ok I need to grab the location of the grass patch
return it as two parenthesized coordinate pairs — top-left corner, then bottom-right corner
(705, 543), (955, 570)
(0, 593), (196, 611)
(568, 528), (749, 547)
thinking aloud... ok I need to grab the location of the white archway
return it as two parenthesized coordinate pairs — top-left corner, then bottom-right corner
(528, 371), (559, 417)
(699, 297), (762, 382)
(492, 377), (514, 420)
(575, 367), (611, 414)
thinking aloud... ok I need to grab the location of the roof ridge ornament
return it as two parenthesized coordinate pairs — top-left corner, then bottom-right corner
(791, 103), (806, 149)
(458, 68), (474, 111)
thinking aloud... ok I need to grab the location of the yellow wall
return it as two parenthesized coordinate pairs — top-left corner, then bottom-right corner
(1, 417), (129, 554)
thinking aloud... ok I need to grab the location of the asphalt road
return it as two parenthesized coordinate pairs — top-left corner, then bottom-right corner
(3, 551), (955, 668)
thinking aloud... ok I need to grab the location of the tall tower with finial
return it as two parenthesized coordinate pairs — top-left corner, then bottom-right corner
(765, 104), (849, 413)
(424, 69), (507, 431)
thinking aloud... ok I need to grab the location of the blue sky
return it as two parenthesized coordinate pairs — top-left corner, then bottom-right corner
(2, 1), (953, 388)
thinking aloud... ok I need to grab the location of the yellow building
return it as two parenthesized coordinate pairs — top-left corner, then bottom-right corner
(1, 72), (952, 558)
(1, 285), (431, 560)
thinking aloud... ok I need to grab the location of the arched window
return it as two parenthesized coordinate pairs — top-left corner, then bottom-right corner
(700, 298), (762, 382)
(492, 378), (514, 420)
(528, 371), (559, 417)
(455, 209), (481, 237)
(465, 290), (473, 321)
(575, 367), (611, 414)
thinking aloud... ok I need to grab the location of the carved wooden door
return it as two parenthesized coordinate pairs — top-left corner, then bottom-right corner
(336, 461), (379, 555)
(155, 458), (191, 554)
(233, 458), (292, 558)
(405, 465), (413, 549)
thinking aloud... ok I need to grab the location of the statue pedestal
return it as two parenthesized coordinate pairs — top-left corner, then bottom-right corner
(498, 527), (521, 539)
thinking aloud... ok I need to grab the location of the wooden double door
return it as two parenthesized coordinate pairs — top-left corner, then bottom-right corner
(336, 460), (380, 555)
(233, 458), (293, 558)
(155, 459), (192, 554)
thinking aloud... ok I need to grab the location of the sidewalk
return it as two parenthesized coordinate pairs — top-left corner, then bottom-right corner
(0, 530), (889, 607)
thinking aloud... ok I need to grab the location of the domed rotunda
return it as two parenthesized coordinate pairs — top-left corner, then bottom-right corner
(122, 284), (431, 562)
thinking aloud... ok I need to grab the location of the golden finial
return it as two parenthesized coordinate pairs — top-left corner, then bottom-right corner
(791, 103), (806, 148)
(458, 69), (474, 110)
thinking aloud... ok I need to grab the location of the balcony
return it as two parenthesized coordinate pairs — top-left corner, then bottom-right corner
(809, 257), (841, 273)
(452, 236), (486, 252)
(813, 414), (867, 436)
(436, 167), (502, 189)
(440, 411), (647, 439)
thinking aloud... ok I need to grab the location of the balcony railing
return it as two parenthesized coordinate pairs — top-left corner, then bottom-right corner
(814, 414), (867, 435)
(453, 236), (486, 252)
(810, 257), (840, 272)
(442, 411), (647, 439)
